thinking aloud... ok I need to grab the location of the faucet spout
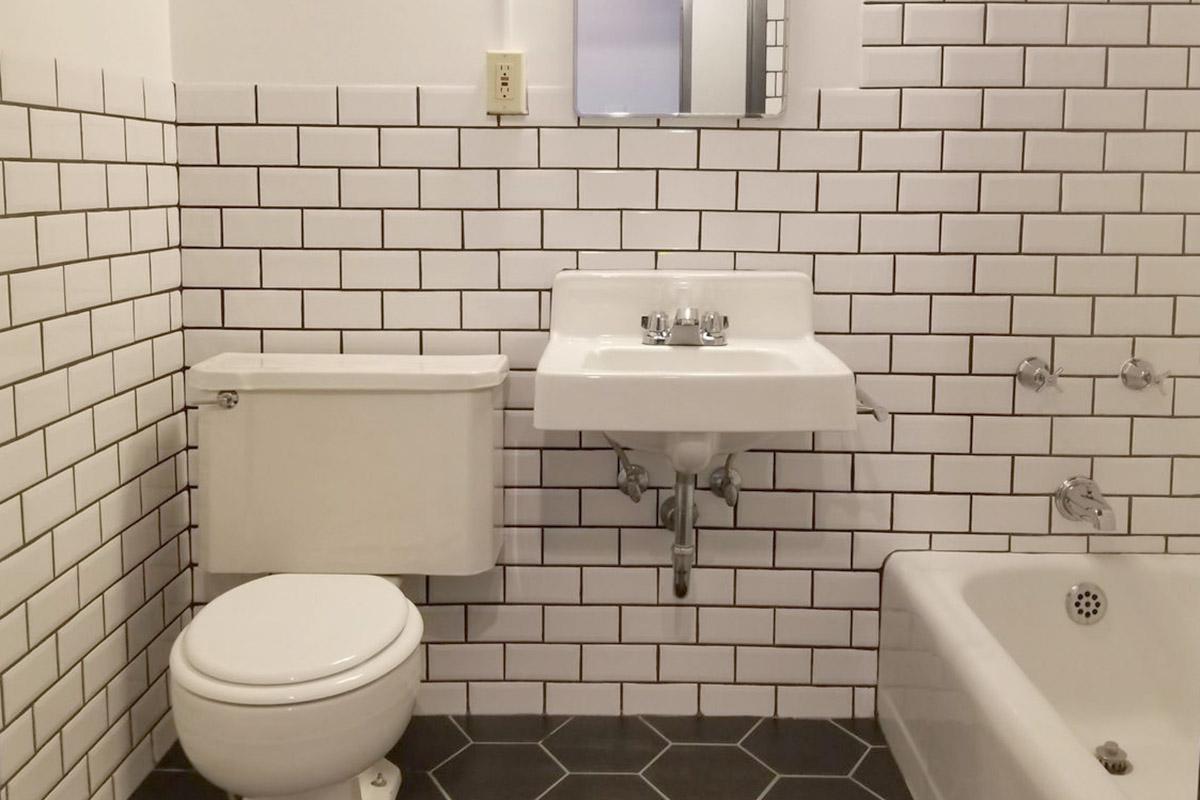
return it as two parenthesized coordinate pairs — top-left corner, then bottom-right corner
(1083, 502), (1117, 532)
(1055, 476), (1116, 532)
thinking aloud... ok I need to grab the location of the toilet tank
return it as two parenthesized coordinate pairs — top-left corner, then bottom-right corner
(188, 353), (507, 575)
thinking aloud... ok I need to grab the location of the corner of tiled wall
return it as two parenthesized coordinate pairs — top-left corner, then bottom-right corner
(0, 49), (190, 800)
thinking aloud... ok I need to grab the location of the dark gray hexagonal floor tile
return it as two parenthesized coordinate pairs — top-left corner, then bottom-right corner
(452, 715), (568, 742)
(832, 718), (888, 747)
(643, 716), (759, 743)
(763, 777), (879, 799)
(542, 774), (662, 800)
(853, 748), (913, 800)
(388, 716), (469, 771)
(743, 720), (866, 775)
(398, 771), (449, 800)
(131, 771), (226, 800)
(153, 743), (193, 770)
(645, 745), (775, 800)
(543, 717), (666, 772)
(434, 743), (563, 800)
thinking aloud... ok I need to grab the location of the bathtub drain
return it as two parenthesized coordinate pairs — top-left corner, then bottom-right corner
(1095, 741), (1131, 775)
(1066, 582), (1106, 625)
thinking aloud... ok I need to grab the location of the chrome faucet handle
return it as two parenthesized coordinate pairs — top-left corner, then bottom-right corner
(701, 311), (728, 344)
(641, 310), (669, 344)
(701, 311), (728, 335)
(1120, 358), (1171, 395)
(1017, 357), (1063, 393)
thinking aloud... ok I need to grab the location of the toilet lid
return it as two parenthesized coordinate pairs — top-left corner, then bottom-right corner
(183, 574), (410, 685)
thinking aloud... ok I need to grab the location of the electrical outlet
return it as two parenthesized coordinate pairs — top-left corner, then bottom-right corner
(486, 50), (528, 115)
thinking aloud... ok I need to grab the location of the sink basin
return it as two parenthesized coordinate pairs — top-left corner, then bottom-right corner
(533, 271), (856, 472)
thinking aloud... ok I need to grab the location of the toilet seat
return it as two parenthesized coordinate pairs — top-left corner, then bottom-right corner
(171, 574), (423, 706)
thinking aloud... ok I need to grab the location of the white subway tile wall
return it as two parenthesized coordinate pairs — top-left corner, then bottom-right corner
(6, 3), (1200, 794)
(0, 55), (189, 800)
(176, 33), (1199, 723)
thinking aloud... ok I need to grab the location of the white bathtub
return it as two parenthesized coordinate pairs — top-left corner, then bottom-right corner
(879, 552), (1200, 800)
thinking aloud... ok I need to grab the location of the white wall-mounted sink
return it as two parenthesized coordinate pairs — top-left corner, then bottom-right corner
(534, 271), (856, 472)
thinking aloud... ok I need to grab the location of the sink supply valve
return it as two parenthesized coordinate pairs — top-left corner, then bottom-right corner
(1016, 357), (1063, 393)
(709, 454), (742, 508)
(855, 386), (889, 422)
(1119, 358), (1170, 394)
(605, 435), (649, 503)
(641, 307), (729, 346)
(1095, 741), (1131, 775)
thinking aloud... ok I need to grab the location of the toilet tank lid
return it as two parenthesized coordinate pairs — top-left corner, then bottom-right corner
(189, 353), (508, 392)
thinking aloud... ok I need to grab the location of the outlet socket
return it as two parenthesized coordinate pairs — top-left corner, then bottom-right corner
(486, 50), (528, 115)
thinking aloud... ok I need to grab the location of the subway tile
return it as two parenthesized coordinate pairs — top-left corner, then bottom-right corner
(1150, 6), (1200, 46)
(1064, 90), (1146, 130)
(984, 89), (1063, 130)
(986, 4), (1067, 45)
(257, 85), (337, 124)
(1068, 5), (1148, 47)
(780, 131), (860, 170)
(902, 88), (981, 129)
(620, 129), (697, 168)
(820, 89), (899, 129)
(540, 129), (616, 168)
(55, 61), (104, 113)
(0, 53), (56, 106)
(218, 126), (298, 165)
(300, 127), (379, 166)
(904, 4), (984, 45)
(943, 46), (1024, 88)
(461, 128), (537, 168)
(338, 85), (417, 125)
(380, 128), (458, 166)
(1025, 47), (1106, 89)
(660, 171), (735, 210)
(700, 130), (778, 170)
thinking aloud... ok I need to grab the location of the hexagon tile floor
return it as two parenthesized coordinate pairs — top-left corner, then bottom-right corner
(134, 716), (913, 800)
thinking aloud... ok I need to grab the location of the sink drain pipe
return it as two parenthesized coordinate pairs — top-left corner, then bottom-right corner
(666, 472), (696, 598)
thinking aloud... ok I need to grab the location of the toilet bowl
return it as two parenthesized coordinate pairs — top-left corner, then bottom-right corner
(169, 573), (424, 800)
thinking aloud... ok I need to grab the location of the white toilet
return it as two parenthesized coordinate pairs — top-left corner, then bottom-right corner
(169, 353), (508, 800)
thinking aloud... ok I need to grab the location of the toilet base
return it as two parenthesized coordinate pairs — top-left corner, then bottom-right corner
(245, 759), (401, 800)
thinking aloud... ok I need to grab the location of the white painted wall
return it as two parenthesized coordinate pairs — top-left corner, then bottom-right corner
(170, 0), (505, 85)
(0, 0), (173, 77)
(170, 0), (858, 89)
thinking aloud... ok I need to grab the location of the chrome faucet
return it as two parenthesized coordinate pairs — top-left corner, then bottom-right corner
(641, 307), (728, 346)
(1055, 476), (1116, 532)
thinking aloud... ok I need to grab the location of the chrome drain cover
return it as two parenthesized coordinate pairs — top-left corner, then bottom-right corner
(1067, 582), (1106, 625)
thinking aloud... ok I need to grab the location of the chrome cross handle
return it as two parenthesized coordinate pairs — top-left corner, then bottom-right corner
(1017, 357), (1063, 393)
(1120, 358), (1171, 395)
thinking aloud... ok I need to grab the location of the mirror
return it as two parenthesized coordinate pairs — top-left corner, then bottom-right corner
(575, 0), (785, 118)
